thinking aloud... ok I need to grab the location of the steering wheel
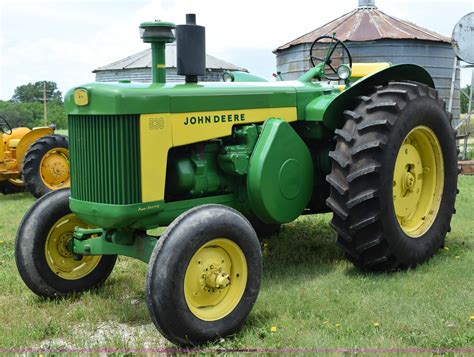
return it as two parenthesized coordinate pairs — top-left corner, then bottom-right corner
(309, 35), (352, 80)
(0, 115), (12, 135)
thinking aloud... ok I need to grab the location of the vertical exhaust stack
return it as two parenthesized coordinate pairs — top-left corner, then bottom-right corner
(139, 20), (176, 84)
(176, 14), (206, 83)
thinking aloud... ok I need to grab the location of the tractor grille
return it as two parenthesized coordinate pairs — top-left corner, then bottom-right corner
(69, 115), (141, 205)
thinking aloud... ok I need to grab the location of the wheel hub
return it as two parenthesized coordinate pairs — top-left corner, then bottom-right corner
(184, 238), (247, 321)
(56, 233), (73, 258)
(40, 148), (70, 188)
(45, 214), (101, 280)
(403, 171), (416, 190)
(203, 265), (231, 289)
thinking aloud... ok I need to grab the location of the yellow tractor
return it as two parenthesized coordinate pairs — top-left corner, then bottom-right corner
(0, 115), (70, 198)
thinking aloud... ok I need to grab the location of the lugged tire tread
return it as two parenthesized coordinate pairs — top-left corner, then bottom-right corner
(326, 81), (457, 271)
(22, 134), (68, 198)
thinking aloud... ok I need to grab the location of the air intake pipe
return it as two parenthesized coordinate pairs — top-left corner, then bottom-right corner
(176, 14), (206, 83)
(139, 20), (176, 84)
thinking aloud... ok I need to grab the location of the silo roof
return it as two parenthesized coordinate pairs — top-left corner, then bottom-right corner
(94, 43), (247, 72)
(274, 6), (451, 52)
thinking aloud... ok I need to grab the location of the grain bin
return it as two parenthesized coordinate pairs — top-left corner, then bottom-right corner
(274, 0), (461, 120)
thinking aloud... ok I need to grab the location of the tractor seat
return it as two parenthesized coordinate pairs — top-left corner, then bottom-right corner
(351, 62), (391, 80)
(9, 139), (20, 148)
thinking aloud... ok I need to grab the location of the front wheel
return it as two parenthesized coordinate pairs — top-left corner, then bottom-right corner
(0, 179), (26, 194)
(15, 189), (117, 298)
(327, 81), (458, 271)
(146, 204), (262, 346)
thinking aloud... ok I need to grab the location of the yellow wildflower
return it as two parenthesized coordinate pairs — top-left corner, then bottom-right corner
(271, 325), (277, 332)
(373, 322), (380, 327)
(470, 316), (474, 321)
(443, 246), (449, 251)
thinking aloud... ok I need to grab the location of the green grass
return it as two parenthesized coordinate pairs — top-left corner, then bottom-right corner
(0, 178), (473, 350)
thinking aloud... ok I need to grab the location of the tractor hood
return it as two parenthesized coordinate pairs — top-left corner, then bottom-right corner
(64, 80), (338, 119)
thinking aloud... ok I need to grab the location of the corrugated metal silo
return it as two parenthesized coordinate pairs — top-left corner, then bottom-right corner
(274, 0), (461, 120)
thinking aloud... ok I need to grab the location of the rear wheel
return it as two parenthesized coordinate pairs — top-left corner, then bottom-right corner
(15, 189), (116, 297)
(22, 134), (70, 198)
(146, 204), (262, 346)
(0, 179), (26, 194)
(326, 81), (458, 271)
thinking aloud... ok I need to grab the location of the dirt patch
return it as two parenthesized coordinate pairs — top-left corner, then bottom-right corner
(38, 321), (166, 350)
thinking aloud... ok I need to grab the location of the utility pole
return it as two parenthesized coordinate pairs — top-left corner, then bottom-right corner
(43, 82), (48, 126)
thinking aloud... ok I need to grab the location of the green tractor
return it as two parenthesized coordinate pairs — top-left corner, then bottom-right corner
(15, 14), (457, 346)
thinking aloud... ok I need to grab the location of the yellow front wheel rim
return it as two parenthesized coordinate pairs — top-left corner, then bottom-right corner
(45, 214), (101, 280)
(393, 126), (444, 238)
(184, 238), (248, 321)
(40, 148), (70, 190)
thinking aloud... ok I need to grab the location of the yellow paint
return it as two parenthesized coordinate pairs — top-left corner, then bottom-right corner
(16, 127), (54, 170)
(139, 107), (297, 202)
(171, 107), (297, 146)
(8, 139), (20, 148)
(351, 62), (391, 79)
(39, 147), (70, 190)
(140, 114), (173, 203)
(1, 127), (31, 164)
(44, 213), (102, 280)
(392, 126), (444, 238)
(184, 238), (247, 321)
(74, 88), (89, 106)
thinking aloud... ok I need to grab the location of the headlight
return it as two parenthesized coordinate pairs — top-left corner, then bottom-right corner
(337, 64), (351, 80)
(222, 72), (234, 82)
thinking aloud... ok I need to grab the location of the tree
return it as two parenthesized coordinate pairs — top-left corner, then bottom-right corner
(12, 81), (63, 104)
(460, 85), (473, 114)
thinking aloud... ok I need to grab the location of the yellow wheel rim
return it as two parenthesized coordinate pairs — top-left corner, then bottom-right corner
(45, 214), (101, 280)
(40, 148), (70, 190)
(393, 126), (444, 238)
(8, 178), (24, 187)
(184, 238), (248, 321)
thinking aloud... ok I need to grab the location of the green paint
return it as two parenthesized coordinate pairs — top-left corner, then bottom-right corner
(73, 227), (158, 263)
(247, 119), (313, 224)
(167, 142), (228, 198)
(151, 42), (166, 83)
(218, 125), (259, 175)
(139, 20), (175, 84)
(69, 115), (141, 205)
(323, 64), (435, 130)
(71, 194), (239, 230)
(69, 198), (164, 229)
(305, 93), (339, 121)
(297, 63), (326, 82)
(225, 71), (269, 82)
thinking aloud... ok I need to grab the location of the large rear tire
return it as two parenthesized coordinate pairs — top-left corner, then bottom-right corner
(326, 81), (458, 271)
(146, 204), (262, 346)
(15, 189), (116, 298)
(22, 134), (70, 198)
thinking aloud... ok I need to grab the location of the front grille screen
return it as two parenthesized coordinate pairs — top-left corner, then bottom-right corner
(69, 115), (141, 205)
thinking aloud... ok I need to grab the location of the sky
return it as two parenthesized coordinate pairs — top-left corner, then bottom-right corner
(0, 0), (473, 100)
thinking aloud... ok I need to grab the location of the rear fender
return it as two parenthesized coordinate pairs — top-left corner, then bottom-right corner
(323, 64), (435, 130)
(16, 127), (54, 169)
